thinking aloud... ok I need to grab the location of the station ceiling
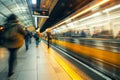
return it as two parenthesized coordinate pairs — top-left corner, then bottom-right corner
(0, 0), (93, 32)
(0, 0), (33, 28)
(40, 0), (93, 32)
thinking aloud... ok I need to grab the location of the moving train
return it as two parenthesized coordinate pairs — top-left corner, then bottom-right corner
(42, 1), (120, 79)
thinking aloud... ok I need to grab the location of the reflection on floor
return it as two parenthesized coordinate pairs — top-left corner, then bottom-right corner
(0, 41), (72, 80)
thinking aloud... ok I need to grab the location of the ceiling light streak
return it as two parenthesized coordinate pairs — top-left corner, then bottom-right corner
(79, 12), (102, 22)
(50, 0), (110, 30)
(103, 4), (120, 12)
(79, 14), (120, 27)
(32, 15), (49, 18)
(35, 17), (37, 28)
(70, 0), (110, 20)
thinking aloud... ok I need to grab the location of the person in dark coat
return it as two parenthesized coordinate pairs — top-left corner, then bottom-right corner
(34, 32), (40, 48)
(0, 14), (26, 77)
(24, 28), (31, 51)
(46, 32), (52, 48)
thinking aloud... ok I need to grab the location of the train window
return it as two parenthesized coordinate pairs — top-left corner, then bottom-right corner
(113, 23), (120, 39)
(92, 27), (101, 38)
(99, 25), (113, 39)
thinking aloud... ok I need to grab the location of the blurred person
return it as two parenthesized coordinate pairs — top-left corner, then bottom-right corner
(0, 14), (26, 78)
(46, 31), (52, 48)
(34, 31), (40, 48)
(29, 32), (33, 44)
(24, 27), (31, 51)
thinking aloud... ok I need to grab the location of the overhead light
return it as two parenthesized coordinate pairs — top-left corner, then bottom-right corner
(79, 12), (102, 22)
(50, 0), (110, 30)
(32, 15), (49, 18)
(69, 0), (110, 21)
(79, 14), (120, 27)
(32, 0), (36, 4)
(103, 4), (120, 12)
(35, 17), (37, 28)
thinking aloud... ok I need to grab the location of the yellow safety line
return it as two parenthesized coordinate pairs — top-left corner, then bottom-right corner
(42, 42), (84, 80)
(52, 51), (83, 80)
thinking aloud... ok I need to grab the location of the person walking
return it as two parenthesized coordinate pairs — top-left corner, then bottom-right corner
(29, 32), (33, 44)
(24, 28), (31, 51)
(47, 31), (52, 48)
(0, 14), (26, 78)
(34, 32), (40, 48)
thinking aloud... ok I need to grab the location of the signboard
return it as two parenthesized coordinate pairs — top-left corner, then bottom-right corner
(33, 9), (49, 18)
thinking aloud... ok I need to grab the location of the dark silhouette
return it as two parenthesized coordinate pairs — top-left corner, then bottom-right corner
(24, 28), (31, 51)
(47, 32), (52, 48)
(80, 30), (87, 37)
(0, 14), (26, 78)
(34, 32), (40, 48)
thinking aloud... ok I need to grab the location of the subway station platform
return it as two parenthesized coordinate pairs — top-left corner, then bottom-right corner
(2, 42), (72, 80)
(0, 40), (90, 80)
(1, 39), (119, 80)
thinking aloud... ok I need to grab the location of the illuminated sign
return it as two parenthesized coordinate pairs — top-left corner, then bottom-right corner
(33, 9), (49, 18)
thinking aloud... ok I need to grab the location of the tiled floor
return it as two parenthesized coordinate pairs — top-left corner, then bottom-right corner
(7, 41), (72, 80)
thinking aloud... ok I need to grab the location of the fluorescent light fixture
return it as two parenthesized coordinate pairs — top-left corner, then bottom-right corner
(79, 12), (102, 22)
(57, 11), (120, 31)
(35, 17), (37, 28)
(32, 0), (36, 4)
(103, 4), (120, 12)
(79, 15), (120, 27)
(68, 0), (110, 22)
(50, 0), (110, 30)
(32, 15), (49, 18)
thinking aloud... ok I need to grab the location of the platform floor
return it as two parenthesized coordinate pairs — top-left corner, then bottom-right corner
(6, 41), (72, 80)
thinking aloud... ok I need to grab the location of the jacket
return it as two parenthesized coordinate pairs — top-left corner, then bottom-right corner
(0, 20), (26, 48)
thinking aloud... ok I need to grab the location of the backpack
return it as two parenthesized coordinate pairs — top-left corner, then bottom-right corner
(34, 33), (39, 40)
